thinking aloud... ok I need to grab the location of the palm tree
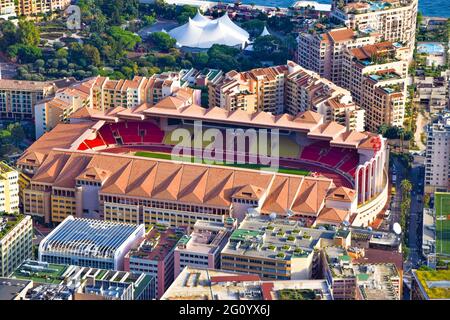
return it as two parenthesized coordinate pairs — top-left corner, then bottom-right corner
(400, 179), (412, 197)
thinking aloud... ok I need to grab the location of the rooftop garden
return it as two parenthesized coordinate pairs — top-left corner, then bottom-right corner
(415, 270), (450, 299)
(0, 213), (25, 239)
(277, 289), (317, 300)
(14, 262), (68, 285)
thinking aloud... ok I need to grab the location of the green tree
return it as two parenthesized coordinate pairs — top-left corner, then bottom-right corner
(83, 44), (101, 66)
(17, 20), (40, 46)
(176, 5), (198, 24)
(150, 32), (176, 51)
(7, 123), (25, 146)
(400, 179), (412, 197)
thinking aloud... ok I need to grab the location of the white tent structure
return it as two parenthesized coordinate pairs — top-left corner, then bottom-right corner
(168, 11), (250, 49)
(260, 25), (271, 37)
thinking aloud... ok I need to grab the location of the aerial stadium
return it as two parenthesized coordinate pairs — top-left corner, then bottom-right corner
(18, 86), (389, 229)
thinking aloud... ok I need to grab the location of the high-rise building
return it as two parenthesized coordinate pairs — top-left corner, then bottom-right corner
(0, 214), (33, 277)
(209, 61), (365, 131)
(0, 162), (19, 214)
(330, 0), (418, 56)
(297, 27), (380, 85)
(342, 41), (409, 131)
(424, 114), (450, 194)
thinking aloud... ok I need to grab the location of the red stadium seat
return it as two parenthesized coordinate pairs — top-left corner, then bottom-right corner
(77, 142), (89, 151)
(84, 134), (105, 149)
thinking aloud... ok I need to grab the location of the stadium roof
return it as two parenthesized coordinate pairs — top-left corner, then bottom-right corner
(168, 12), (249, 49)
(39, 216), (144, 260)
(30, 149), (343, 216)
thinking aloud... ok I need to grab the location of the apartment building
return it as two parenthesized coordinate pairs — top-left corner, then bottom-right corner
(297, 27), (380, 85)
(330, 0), (418, 56)
(210, 61), (365, 130)
(209, 65), (287, 114)
(124, 225), (185, 299)
(0, 0), (16, 19)
(285, 62), (365, 131)
(15, 0), (70, 16)
(322, 246), (401, 300)
(38, 216), (145, 270)
(0, 214), (33, 277)
(174, 219), (235, 277)
(220, 216), (343, 281)
(0, 80), (56, 119)
(360, 68), (407, 131)
(34, 83), (92, 138)
(424, 114), (450, 194)
(341, 41), (408, 131)
(0, 162), (19, 214)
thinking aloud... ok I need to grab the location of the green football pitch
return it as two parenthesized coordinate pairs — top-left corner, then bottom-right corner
(134, 151), (310, 176)
(435, 192), (450, 256)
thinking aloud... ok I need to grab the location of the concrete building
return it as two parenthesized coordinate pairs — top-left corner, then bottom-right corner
(220, 216), (343, 280)
(425, 114), (450, 194)
(15, 0), (70, 16)
(330, 0), (418, 57)
(411, 269), (450, 300)
(297, 27), (380, 85)
(0, 79), (56, 119)
(360, 68), (407, 131)
(0, 0), (16, 19)
(209, 61), (365, 131)
(0, 162), (19, 214)
(38, 216), (145, 270)
(0, 278), (33, 300)
(341, 41), (409, 131)
(162, 266), (333, 300)
(414, 75), (449, 115)
(0, 214), (33, 277)
(124, 225), (185, 299)
(34, 82), (91, 138)
(34, 74), (195, 138)
(12, 259), (156, 300)
(174, 219), (235, 277)
(322, 246), (401, 300)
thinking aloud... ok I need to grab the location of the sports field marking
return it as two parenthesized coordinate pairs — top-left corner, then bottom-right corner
(134, 151), (310, 176)
(435, 192), (450, 256)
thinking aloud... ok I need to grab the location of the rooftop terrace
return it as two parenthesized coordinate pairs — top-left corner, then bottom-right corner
(222, 217), (336, 261)
(162, 267), (332, 300)
(127, 225), (184, 262)
(0, 214), (26, 240)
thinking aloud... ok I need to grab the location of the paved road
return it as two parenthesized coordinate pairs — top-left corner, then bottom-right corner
(407, 156), (425, 269)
